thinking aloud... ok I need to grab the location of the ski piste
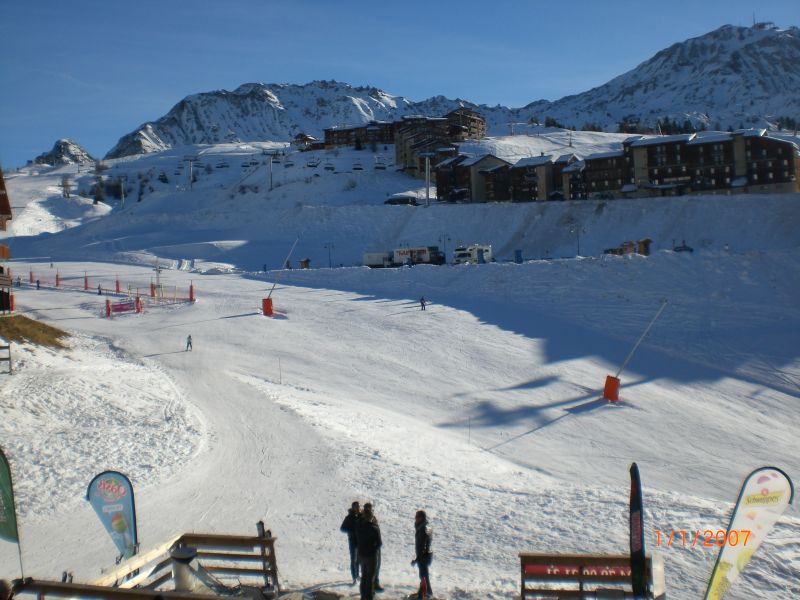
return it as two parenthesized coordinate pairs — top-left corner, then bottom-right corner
(629, 462), (646, 598)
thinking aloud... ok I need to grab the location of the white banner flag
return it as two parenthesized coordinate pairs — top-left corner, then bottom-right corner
(704, 467), (794, 600)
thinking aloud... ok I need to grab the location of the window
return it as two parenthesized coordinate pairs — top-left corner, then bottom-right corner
(753, 174), (758, 181)
(711, 168), (715, 174)
(768, 172), (773, 180)
(725, 177), (730, 184)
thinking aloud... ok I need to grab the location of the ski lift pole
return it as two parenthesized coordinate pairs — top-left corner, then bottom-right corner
(267, 236), (300, 300)
(615, 299), (668, 379)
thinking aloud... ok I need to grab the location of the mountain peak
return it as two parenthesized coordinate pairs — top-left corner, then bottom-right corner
(104, 24), (799, 159)
(34, 139), (95, 166)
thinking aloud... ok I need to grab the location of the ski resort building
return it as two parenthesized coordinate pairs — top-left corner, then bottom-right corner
(438, 130), (799, 203)
(0, 167), (12, 231)
(323, 120), (396, 149)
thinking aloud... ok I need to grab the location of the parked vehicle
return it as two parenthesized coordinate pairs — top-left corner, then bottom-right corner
(453, 244), (493, 265)
(363, 246), (445, 268)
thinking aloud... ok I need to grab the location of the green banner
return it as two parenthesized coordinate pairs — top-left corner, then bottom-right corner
(0, 447), (19, 543)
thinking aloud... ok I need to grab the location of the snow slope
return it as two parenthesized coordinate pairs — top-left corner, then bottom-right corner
(0, 138), (798, 599)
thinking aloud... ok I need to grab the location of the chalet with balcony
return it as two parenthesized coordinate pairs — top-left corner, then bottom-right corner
(435, 154), (510, 202)
(324, 121), (396, 149)
(0, 167), (12, 231)
(738, 130), (800, 192)
(510, 155), (554, 201)
(582, 150), (628, 198)
(445, 108), (486, 140)
(562, 160), (586, 199)
(482, 164), (511, 201)
(625, 133), (695, 196)
(395, 116), (450, 173)
(291, 133), (318, 151)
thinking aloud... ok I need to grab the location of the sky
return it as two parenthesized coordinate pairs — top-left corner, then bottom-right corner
(0, 0), (797, 168)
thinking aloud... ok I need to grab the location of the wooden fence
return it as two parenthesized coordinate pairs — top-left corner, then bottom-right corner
(12, 523), (278, 599)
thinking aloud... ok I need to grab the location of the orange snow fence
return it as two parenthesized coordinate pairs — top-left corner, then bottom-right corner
(603, 375), (620, 402)
(262, 298), (273, 316)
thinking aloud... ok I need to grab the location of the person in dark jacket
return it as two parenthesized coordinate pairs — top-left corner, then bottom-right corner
(340, 501), (362, 583)
(355, 503), (382, 600)
(411, 510), (432, 599)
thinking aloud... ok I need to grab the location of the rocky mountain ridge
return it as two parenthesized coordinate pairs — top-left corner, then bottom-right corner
(104, 23), (800, 159)
(35, 139), (95, 166)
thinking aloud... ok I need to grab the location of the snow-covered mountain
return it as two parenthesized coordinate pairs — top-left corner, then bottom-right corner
(34, 139), (95, 166)
(106, 23), (800, 159)
(541, 22), (800, 132)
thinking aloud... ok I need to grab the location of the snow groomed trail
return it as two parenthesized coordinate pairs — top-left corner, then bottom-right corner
(1, 253), (798, 600)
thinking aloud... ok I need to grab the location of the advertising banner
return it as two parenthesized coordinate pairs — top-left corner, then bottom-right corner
(0, 447), (19, 543)
(629, 462), (646, 598)
(704, 467), (794, 600)
(86, 471), (138, 559)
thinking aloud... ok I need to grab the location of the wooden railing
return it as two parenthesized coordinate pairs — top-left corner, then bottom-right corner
(13, 523), (278, 599)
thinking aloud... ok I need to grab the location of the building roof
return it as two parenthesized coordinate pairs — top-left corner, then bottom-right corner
(627, 133), (696, 148)
(584, 150), (624, 161)
(555, 153), (579, 163)
(562, 160), (585, 173)
(620, 184), (638, 193)
(734, 128), (767, 138)
(482, 164), (509, 174)
(435, 155), (466, 169)
(514, 155), (553, 168)
(686, 132), (732, 146)
(458, 154), (509, 168)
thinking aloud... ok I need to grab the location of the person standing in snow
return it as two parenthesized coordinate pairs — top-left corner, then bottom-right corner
(185, 335), (192, 352)
(340, 501), (362, 584)
(420, 296), (427, 311)
(0, 579), (13, 600)
(411, 510), (433, 599)
(355, 503), (382, 600)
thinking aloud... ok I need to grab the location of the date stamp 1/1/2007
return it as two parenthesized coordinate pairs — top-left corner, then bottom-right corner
(655, 529), (752, 548)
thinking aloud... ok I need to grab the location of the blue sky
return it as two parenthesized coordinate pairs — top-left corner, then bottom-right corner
(1, 0), (797, 167)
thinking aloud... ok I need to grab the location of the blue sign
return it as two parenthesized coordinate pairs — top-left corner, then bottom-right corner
(86, 471), (138, 559)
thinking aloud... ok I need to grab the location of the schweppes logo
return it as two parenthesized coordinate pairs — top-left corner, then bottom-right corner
(743, 490), (785, 506)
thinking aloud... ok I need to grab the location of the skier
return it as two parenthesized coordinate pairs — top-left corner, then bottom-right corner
(411, 510), (433, 599)
(36, 279), (40, 290)
(340, 501), (362, 584)
(355, 503), (382, 600)
(185, 335), (193, 352)
(97, 284), (102, 295)
(420, 296), (427, 311)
